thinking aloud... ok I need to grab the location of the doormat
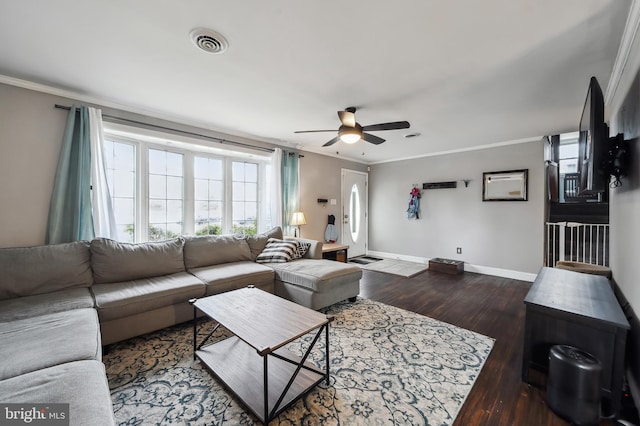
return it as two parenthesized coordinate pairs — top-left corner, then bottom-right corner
(349, 256), (383, 265)
(356, 258), (430, 278)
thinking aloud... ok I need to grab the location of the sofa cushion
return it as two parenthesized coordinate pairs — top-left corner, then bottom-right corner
(255, 238), (298, 263)
(0, 360), (116, 426)
(245, 226), (284, 260)
(292, 241), (311, 259)
(0, 288), (95, 322)
(189, 261), (275, 296)
(183, 234), (252, 269)
(0, 241), (92, 300)
(0, 309), (101, 380)
(269, 259), (362, 291)
(91, 272), (205, 321)
(91, 237), (186, 284)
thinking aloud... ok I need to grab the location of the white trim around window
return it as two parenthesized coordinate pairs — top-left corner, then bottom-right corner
(103, 123), (272, 242)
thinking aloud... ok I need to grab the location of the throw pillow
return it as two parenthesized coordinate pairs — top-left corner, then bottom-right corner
(246, 226), (284, 260)
(292, 241), (311, 259)
(255, 238), (297, 263)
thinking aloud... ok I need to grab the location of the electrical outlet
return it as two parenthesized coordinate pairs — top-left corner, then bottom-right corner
(456, 247), (462, 254)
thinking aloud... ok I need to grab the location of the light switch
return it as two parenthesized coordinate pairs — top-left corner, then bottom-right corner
(330, 199), (337, 205)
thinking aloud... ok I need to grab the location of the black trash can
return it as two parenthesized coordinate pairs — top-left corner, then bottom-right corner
(547, 345), (602, 426)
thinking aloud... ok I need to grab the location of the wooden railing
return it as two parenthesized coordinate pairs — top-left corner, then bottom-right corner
(545, 222), (610, 267)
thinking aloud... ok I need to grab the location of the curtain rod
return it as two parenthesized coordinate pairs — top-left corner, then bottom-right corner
(54, 104), (283, 154)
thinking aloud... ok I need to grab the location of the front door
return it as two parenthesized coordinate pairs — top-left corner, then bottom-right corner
(341, 169), (368, 258)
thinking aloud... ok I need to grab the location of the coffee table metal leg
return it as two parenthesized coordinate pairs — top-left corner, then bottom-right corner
(325, 323), (330, 384)
(263, 355), (269, 424)
(269, 325), (325, 421)
(190, 300), (197, 360)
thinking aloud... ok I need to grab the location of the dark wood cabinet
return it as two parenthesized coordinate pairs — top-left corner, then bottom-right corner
(522, 267), (629, 417)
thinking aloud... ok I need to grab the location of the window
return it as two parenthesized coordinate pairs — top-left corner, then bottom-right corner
(103, 127), (270, 242)
(148, 149), (184, 241)
(194, 156), (224, 235)
(558, 132), (580, 202)
(559, 132), (579, 175)
(350, 184), (360, 242)
(232, 161), (258, 235)
(104, 140), (136, 242)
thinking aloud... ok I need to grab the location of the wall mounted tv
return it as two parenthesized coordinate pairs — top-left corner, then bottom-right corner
(577, 76), (608, 195)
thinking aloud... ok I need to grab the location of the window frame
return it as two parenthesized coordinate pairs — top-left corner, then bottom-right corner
(558, 133), (579, 176)
(103, 126), (271, 242)
(103, 138), (138, 242)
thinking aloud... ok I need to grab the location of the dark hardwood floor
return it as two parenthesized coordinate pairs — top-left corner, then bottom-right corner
(358, 268), (623, 426)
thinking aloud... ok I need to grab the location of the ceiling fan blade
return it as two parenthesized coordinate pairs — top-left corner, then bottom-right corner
(362, 121), (410, 132)
(363, 133), (386, 145)
(322, 136), (341, 147)
(294, 130), (336, 133)
(338, 111), (356, 127)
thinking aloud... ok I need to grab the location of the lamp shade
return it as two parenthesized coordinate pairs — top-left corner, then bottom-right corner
(290, 211), (307, 226)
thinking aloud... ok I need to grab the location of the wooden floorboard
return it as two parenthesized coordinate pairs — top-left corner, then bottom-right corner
(358, 268), (620, 426)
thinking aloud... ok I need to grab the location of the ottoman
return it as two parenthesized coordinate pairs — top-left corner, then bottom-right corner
(270, 259), (362, 310)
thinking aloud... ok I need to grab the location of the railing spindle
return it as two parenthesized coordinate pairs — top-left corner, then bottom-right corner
(545, 221), (609, 268)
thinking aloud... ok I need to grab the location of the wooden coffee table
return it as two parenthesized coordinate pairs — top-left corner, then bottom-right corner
(190, 286), (333, 424)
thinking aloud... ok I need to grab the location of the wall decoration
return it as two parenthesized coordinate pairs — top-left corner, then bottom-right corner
(407, 186), (421, 219)
(482, 169), (528, 201)
(423, 181), (457, 189)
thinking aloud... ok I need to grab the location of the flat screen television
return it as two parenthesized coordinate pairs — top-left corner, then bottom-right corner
(577, 76), (609, 195)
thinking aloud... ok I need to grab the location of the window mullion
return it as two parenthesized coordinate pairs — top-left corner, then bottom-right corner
(224, 158), (233, 234)
(184, 152), (195, 235)
(138, 142), (149, 242)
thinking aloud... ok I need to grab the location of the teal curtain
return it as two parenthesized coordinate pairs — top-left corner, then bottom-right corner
(46, 106), (94, 244)
(281, 150), (299, 236)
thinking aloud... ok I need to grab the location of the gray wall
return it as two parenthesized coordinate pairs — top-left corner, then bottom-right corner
(608, 31), (640, 400)
(0, 83), (366, 247)
(0, 84), (67, 247)
(369, 141), (545, 276)
(298, 151), (368, 242)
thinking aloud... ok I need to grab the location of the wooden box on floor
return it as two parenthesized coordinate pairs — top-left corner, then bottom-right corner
(429, 258), (464, 275)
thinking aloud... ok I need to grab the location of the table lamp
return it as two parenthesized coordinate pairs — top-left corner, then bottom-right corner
(290, 211), (307, 237)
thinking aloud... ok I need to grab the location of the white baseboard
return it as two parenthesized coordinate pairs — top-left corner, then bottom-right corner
(366, 250), (427, 265)
(464, 264), (537, 282)
(366, 250), (537, 282)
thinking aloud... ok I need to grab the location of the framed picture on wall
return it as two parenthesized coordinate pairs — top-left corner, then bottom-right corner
(482, 169), (528, 201)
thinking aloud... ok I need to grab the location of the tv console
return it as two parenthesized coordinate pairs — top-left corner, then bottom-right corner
(522, 267), (629, 417)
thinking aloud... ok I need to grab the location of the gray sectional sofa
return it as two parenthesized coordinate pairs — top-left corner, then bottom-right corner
(0, 226), (361, 425)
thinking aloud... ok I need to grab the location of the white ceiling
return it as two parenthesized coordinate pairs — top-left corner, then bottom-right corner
(0, 0), (632, 163)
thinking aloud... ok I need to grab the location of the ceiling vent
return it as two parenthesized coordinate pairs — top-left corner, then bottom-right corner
(190, 28), (228, 54)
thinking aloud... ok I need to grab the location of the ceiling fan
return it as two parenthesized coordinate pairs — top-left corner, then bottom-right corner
(294, 107), (410, 147)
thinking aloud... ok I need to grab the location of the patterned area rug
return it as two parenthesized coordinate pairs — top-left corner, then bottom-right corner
(353, 258), (430, 278)
(104, 298), (494, 425)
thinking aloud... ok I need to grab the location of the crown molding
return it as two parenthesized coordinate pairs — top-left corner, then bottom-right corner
(367, 136), (543, 165)
(0, 74), (298, 151)
(605, 0), (640, 107)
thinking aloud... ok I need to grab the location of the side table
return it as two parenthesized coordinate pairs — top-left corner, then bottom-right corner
(322, 243), (349, 263)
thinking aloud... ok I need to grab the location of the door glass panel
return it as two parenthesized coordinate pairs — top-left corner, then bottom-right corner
(350, 184), (360, 242)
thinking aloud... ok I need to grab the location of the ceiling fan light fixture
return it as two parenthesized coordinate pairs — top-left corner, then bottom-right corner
(338, 125), (362, 144)
(340, 132), (361, 144)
